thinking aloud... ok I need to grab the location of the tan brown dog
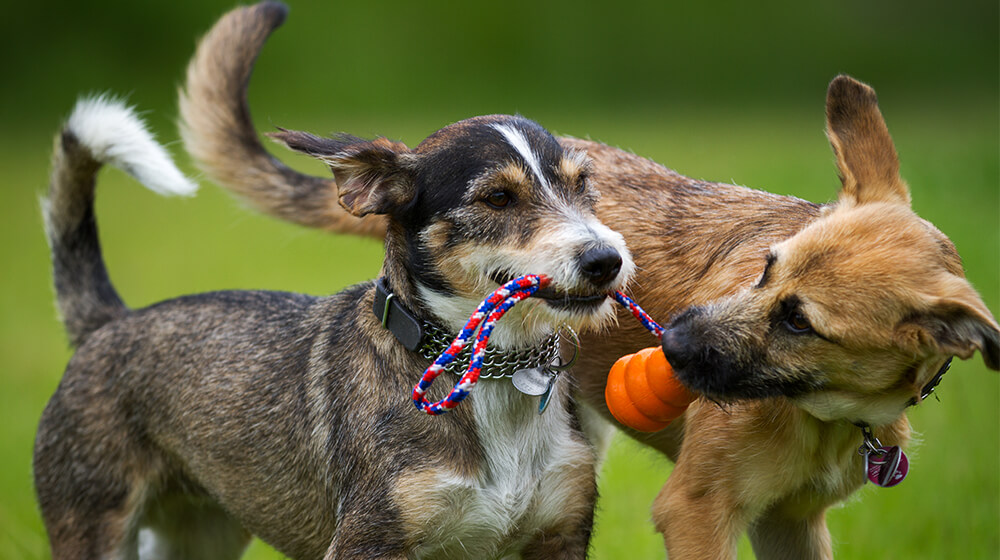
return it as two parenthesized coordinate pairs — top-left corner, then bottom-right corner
(179, 3), (999, 558)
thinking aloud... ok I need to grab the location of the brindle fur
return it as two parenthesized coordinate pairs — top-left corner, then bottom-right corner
(33, 6), (641, 556)
(177, 4), (1000, 558)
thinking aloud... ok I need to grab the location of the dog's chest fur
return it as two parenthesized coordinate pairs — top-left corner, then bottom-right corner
(394, 380), (594, 558)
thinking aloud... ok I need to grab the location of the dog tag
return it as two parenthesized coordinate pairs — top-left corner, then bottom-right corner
(865, 446), (909, 487)
(538, 374), (558, 414)
(512, 367), (552, 396)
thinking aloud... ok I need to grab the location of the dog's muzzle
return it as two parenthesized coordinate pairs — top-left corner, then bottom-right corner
(490, 247), (625, 312)
(578, 246), (623, 288)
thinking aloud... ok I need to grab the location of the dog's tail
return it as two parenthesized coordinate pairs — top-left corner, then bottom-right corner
(44, 96), (197, 346)
(178, 1), (386, 238)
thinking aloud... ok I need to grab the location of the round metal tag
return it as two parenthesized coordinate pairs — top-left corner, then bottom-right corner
(866, 445), (909, 487)
(512, 367), (551, 396)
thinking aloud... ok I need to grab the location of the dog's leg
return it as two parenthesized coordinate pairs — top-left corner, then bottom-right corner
(748, 506), (832, 560)
(652, 471), (742, 560)
(36, 482), (143, 560)
(522, 476), (597, 559)
(322, 538), (408, 560)
(649, 404), (751, 559)
(320, 504), (409, 560)
(138, 494), (251, 560)
(34, 397), (150, 560)
(521, 524), (593, 560)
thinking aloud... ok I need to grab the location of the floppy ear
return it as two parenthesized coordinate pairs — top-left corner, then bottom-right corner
(896, 283), (1000, 371)
(825, 75), (911, 207)
(269, 130), (415, 217)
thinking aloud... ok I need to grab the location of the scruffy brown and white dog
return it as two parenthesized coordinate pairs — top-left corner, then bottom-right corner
(33, 17), (636, 558)
(180, 3), (1000, 558)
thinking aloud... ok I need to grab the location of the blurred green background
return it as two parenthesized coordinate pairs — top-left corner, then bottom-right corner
(1, 0), (996, 558)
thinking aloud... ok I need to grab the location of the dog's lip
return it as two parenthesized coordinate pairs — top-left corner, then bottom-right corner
(532, 287), (609, 304)
(488, 271), (610, 305)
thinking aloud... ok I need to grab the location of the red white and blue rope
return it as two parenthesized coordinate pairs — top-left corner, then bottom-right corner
(413, 275), (550, 415)
(412, 276), (664, 415)
(612, 290), (664, 337)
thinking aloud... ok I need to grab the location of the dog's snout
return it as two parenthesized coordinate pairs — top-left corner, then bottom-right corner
(661, 326), (695, 372)
(579, 247), (623, 287)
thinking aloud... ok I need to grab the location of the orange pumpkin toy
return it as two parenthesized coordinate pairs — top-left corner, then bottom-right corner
(605, 347), (697, 432)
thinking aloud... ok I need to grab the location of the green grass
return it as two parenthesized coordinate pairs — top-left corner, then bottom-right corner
(1, 101), (996, 559)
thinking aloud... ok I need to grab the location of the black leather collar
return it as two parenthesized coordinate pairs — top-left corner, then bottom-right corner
(911, 356), (952, 407)
(373, 277), (424, 351)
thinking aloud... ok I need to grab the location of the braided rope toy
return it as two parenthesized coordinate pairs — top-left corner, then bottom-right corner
(413, 275), (549, 415)
(413, 275), (678, 416)
(612, 291), (664, 337)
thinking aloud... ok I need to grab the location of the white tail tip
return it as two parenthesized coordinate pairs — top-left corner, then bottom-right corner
(67, 95), (198, 196)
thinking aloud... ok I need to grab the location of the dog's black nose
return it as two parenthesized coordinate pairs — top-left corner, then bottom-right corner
(661, 326), (694, 372)
(579, 247), (622, 287)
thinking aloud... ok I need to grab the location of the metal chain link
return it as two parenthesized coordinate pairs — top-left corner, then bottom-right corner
(418, 322), (561, 378)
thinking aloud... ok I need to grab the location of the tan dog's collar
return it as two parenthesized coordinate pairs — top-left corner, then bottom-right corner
(910, 357), (953, 407)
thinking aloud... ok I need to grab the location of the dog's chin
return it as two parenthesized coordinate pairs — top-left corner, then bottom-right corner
(792, 389), (910, 426)
(534, 289), (611, 312)
(537, 296), (617, 331)
(479, 297), (616, 350)
(672, 363), (822, 405)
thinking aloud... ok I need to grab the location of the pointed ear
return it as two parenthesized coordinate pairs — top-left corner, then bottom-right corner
(826, 75), (910, 206)
(268, 130), (414, 217)
(896, 284), (1000, 371)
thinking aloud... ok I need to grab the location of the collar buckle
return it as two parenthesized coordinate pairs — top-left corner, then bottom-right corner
(373, 277), (424, 351)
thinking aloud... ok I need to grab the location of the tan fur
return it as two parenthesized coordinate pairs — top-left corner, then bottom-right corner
(580, 78), (995, 558)
(175, 7), (999, 557)
(556, 148), (592, 186)
(178, 3), (386, 236)
(495, 161), (530, 186)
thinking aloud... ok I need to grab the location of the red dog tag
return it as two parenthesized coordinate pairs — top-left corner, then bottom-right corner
(865, 446), (909, 487)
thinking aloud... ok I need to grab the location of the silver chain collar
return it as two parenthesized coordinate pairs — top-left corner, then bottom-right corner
(417, 322), (562, 379)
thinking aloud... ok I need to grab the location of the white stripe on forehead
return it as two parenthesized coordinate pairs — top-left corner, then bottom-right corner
(490, 122), (551, 190)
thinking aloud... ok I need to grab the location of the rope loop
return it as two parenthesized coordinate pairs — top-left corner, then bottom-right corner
(412, 275), (550, 415)
(411, 278), (664, 416)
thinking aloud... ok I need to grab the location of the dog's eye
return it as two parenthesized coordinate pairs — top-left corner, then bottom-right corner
(575, 174), (588, 194)
(485, 191), (514, 209)
(784, 310), (812, 334)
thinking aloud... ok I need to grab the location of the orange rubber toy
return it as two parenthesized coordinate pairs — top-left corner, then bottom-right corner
(605, 347), (698, 432)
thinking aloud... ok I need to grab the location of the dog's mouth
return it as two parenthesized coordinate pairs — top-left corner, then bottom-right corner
(489, 271), (610, 311)
(534, 287), (610, 311)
